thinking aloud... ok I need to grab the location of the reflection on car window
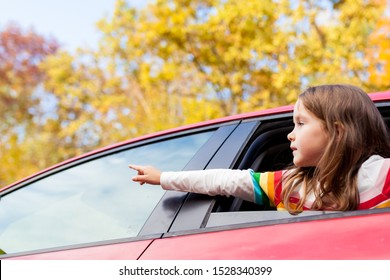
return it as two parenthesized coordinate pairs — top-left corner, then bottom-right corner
(0, 130), (214, 255)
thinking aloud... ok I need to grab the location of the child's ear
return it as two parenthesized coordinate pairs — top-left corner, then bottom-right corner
(334, 121), (345, 141)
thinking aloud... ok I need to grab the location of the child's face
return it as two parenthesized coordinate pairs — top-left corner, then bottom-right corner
(287, 100), (329, 167)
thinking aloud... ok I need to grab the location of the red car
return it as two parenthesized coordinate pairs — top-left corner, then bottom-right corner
(1, 91), (390, 260)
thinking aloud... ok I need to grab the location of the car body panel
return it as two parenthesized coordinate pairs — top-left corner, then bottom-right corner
(139, 212), (390, 260)
(4, 211), (390, 260)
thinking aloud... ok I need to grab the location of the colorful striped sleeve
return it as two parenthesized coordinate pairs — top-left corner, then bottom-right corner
(249, 170), (268, 205)
(250, 170), (284, 208)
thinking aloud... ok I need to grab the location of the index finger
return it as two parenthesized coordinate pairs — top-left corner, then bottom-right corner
(128, 164), (142, 172)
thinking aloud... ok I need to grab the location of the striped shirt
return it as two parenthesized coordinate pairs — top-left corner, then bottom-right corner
(161, 155), (390, 211)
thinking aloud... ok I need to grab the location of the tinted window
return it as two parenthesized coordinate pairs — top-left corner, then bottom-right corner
(0, 131), (214, 255)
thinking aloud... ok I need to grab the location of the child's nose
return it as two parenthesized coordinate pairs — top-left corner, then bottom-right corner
(287, 131), (295, 141)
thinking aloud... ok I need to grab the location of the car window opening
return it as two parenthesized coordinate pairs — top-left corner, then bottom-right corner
(213, 107), (390, 215)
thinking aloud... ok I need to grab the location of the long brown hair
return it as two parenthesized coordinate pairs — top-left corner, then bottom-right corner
(282, 84), (390, 214)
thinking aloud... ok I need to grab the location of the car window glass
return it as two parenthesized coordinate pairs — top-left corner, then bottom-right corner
(0, 130), (214, 255)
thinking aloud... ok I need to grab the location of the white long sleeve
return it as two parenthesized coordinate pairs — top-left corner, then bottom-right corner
(160, 156), (390, 210)
(160, 169), (255, 202)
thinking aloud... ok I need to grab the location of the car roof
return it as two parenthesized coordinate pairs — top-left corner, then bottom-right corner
(4, 90), (390, 190)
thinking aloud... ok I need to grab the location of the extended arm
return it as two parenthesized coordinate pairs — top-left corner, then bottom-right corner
(129, 164), (268, 203)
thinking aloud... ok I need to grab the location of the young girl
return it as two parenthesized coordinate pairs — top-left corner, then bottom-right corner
(129, 84), (390, 214)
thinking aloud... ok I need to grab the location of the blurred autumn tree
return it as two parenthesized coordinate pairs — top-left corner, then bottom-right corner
(366, 16), (390, 90)
(0, 23), (59, 186)
(41, 0), (388, 141)
(1, 0), (390, 187)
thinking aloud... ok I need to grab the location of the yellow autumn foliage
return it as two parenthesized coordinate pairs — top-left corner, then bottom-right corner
(1, 0), (390, 187)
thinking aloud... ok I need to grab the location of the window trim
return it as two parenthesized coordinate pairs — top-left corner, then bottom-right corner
(163, 207), (390, 239)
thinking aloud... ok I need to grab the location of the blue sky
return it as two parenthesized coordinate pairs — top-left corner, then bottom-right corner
(1, 0), (389, 51)
(0, 0), (147, 51)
